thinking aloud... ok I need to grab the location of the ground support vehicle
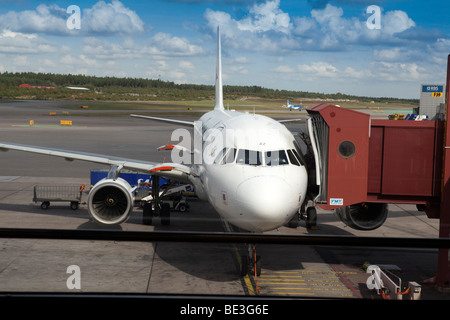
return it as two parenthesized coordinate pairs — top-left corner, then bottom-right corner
(33, 185), (85, 210)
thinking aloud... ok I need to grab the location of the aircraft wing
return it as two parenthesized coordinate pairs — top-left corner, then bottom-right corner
(0, 142), (194, 182)
(278, 118), (305, 123)
(131, 114), (195, 126)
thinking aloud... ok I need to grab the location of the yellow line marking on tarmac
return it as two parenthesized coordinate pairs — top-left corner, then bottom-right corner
(257, 282), (307, 285)
(258, 279), (306, 282)
(272, 292), (314, 296)
(259, 275), (304, 278)
(271, 287), (312, 290)
(261, 271), (299, 274)
(243, 275), (255, 296)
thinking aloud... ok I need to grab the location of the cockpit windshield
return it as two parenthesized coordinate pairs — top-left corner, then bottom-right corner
(236, 149), (262, 166)
(214, 148), (304, 167)
(265, 150), (289, 166)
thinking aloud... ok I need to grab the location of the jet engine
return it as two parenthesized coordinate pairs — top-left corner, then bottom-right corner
(335, 203), (388, 230)
(87, 178), (134, 225)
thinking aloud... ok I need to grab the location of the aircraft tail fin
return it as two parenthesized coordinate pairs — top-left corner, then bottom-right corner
(214, 26), (224, 111)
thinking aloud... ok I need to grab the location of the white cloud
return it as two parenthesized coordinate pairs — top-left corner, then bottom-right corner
(237, 0), (291, 34)
(373, 48), (402, 61)
(83, 0), (145, 35)
(148, 33), (204, 56)
(293, 59), (423, 85)
(274, 65), (294, 73)
(0, 29), (57, 53)
(13, 55), (29, 67)
(374, 61), (421, 81)
(383, 10), (415, 35)
(0, 1), (144, 36)
(230, 65), (248, 74)
(179, 61), (195, 71)
(83, 33), (204, 60)
(204, 2), (417, 54)
(0, 4), (67, 35)
(303, 4), (417, 50)
(204, 0), (298, 53)
(234, 56), (250, 64)
(297, 61), (338, 78)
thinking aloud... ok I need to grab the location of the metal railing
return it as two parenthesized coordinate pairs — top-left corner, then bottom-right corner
(0, 227), (449, 249)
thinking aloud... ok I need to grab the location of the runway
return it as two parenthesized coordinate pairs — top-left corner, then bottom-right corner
(0, 100), (445, 300)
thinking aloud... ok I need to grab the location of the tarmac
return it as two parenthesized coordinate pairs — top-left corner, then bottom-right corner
(0, 100), (447, 300)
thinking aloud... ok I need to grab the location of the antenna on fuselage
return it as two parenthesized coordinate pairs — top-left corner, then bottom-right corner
(214, 26), (225, 111)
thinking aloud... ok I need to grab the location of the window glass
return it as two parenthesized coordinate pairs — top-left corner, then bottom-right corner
(265, 150), (289, 166)
(236, 149), (262, 166)
(213, 148), (227, 164)
(287, 149), (301, 166)
(225, 148), (237, 164)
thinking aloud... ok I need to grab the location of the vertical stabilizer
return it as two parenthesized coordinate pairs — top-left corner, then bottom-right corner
(214, 26), (224, 111)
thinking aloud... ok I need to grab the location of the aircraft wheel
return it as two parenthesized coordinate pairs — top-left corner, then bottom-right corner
(306, 207), (317, 229)
(240, 255), (249, 276)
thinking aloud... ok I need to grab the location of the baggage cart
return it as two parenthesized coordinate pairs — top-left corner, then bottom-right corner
(33, 185), (85, 210)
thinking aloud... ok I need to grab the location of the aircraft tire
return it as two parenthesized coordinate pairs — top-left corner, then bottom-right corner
(240, 255), (248, 276)
(306, 207), (317, 229)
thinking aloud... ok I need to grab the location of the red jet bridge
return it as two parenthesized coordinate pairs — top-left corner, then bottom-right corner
(305, 56), (450, 291)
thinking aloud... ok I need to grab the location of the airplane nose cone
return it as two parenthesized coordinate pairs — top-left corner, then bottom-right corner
(236, 176), (298, 231)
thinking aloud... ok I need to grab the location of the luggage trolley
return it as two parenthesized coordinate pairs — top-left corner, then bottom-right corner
(33, 185), (85, 210)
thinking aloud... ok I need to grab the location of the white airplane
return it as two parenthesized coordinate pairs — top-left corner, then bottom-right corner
(283, 99), (303, 111)
(0, 27), (309, 275)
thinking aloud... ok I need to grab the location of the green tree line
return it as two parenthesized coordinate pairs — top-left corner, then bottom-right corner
(0, 71), (419, 105)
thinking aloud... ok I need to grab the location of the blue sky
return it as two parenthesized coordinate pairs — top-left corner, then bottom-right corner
(1, 0), (450, 99)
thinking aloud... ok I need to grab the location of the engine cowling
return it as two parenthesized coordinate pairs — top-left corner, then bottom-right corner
(87, 178), (134, 225)
(335, 203), (388, 231)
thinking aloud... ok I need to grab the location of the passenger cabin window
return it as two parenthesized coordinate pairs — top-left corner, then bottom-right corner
(265, 150), (289, 166)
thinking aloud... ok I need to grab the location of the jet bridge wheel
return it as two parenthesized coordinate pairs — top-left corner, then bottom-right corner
(335, 203), (388, 230)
